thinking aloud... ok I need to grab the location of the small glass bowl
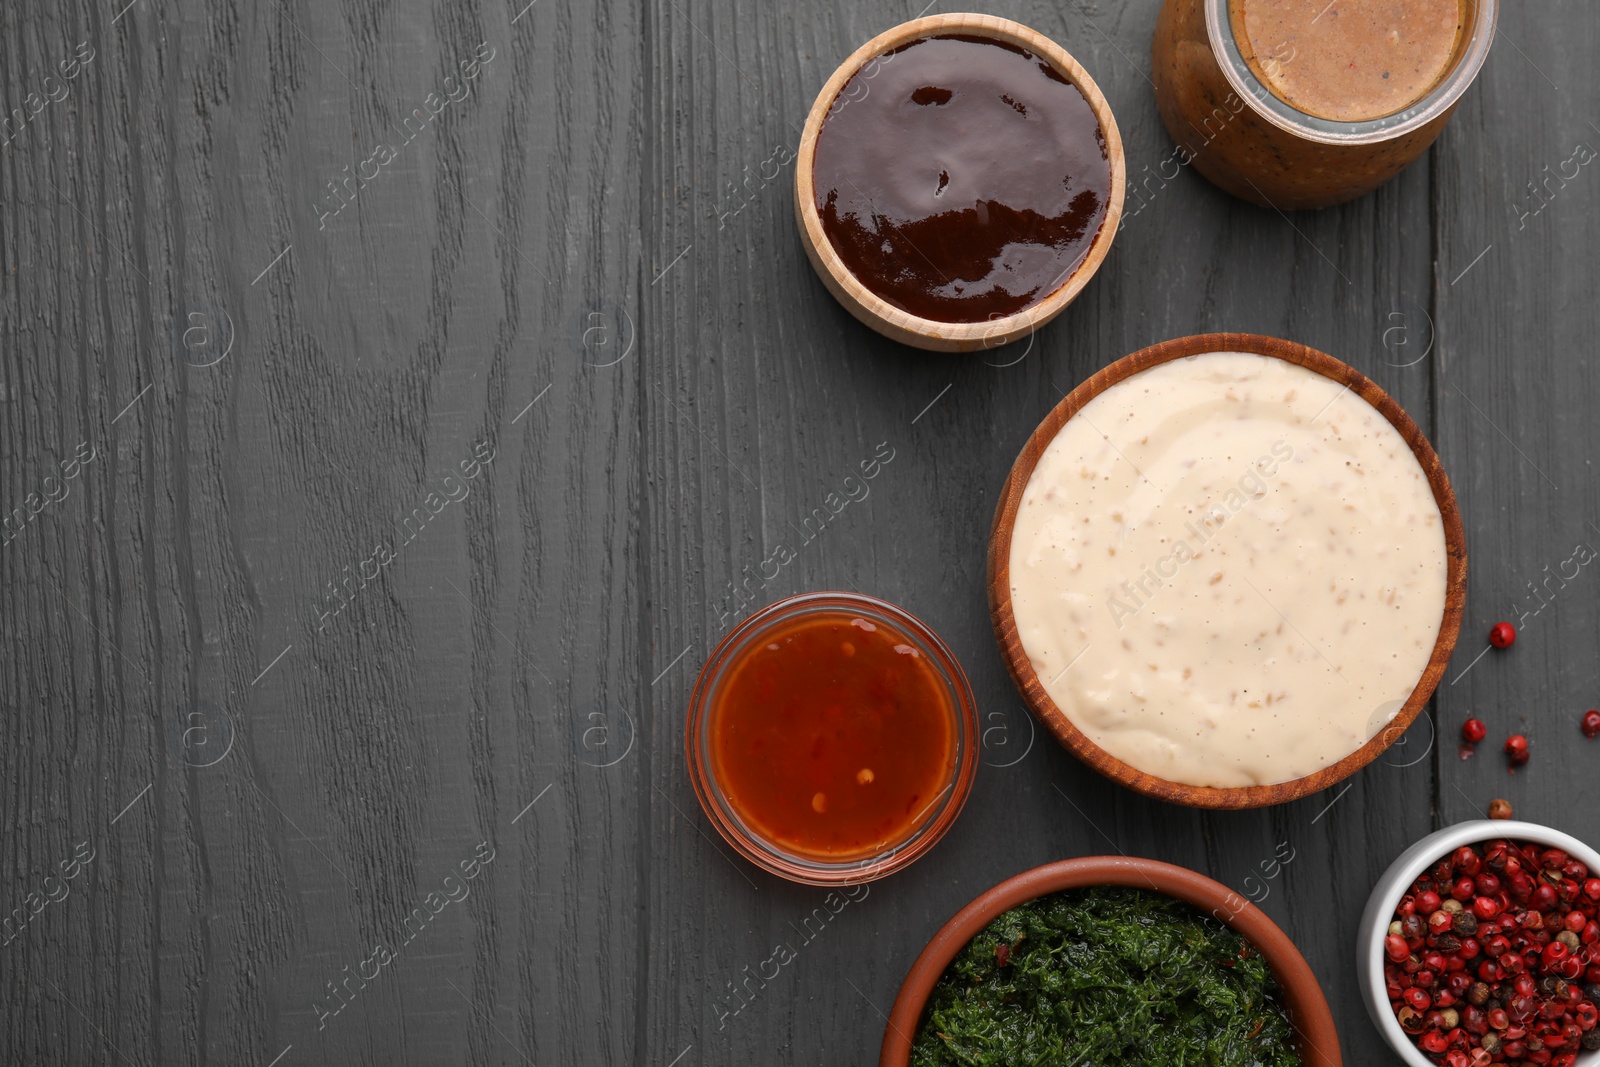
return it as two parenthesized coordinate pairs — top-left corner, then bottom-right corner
(686, 591), (979, 885)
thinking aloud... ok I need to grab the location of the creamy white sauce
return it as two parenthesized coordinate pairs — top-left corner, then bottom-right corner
(1008, 352), (1447, 787)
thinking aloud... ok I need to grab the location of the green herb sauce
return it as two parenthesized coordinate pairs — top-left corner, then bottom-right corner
(911, 887), (1304, 1067)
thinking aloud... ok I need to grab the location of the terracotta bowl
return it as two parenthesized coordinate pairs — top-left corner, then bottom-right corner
(988, 333), (1467, 808)
(794, 13), (1126, 352)
(880, 856), (1343, 1066)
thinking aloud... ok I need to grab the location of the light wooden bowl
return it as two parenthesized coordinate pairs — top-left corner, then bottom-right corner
(987, 333), (1467, 809)
(794, 14), (1126, 352)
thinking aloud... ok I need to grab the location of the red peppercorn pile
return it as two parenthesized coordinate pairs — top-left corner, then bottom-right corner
(1386, 840), (1600, 1066)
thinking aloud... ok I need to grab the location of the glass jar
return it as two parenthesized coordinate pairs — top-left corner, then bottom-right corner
(1150, 0), (1497, 209)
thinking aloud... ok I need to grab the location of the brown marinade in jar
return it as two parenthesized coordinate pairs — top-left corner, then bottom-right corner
(1150, 0), (1482, 209)
(1232, 0), (1464, 123)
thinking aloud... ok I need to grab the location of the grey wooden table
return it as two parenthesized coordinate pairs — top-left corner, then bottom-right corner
(4, 0), (1598, 1064)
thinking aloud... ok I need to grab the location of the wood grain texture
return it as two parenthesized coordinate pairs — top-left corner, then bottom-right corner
(1, 0), (1594, 1065)
(1427, 0), (1600, 938)
(4, 0), (644, 1064)
(987, 333), (1467, 809)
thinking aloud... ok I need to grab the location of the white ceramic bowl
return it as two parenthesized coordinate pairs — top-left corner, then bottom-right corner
(1357, 820), (1600, 1067)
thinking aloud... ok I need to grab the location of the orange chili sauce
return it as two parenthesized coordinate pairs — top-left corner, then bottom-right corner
(709, 610), (957, 861)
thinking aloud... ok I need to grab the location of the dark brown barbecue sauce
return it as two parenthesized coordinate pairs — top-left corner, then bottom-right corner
(813, 35), (1111, 324)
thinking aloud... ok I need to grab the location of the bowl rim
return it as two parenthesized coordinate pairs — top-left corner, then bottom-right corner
(1356, 819), (1600, 1067)
(793, 12), (1127, 352)
(879, 855), (1343, 1067)
(1202, 0), (1500, 146)
(986, 332), (1468, 808)
(684, 590), (980, 885)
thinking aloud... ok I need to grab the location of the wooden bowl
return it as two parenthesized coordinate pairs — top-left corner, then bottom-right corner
(987, 333), (1467, 809)
(880, 856), (1343, 1066)
(794, 14), (1126, 352)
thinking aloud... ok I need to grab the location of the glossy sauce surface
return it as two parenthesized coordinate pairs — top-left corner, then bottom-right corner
(1231, 0), (1465, 122)
(710, 611), (956, 860)
(1008, 353), (1448, 788)
(812, 35), (1110, 323)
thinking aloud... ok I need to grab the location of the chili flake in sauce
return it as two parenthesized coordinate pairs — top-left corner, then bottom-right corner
(709, 610), (956, 861)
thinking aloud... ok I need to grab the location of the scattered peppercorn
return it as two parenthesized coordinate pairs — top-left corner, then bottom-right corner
(1504, 734), (1530, 768)
(1583, 709), (1600, 740)
(1489, 621), (1516, 649)
(1462, 718), (1488, 744)
(1488, 798), (1513, 820)
(1386, 839), (1600, 1067)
